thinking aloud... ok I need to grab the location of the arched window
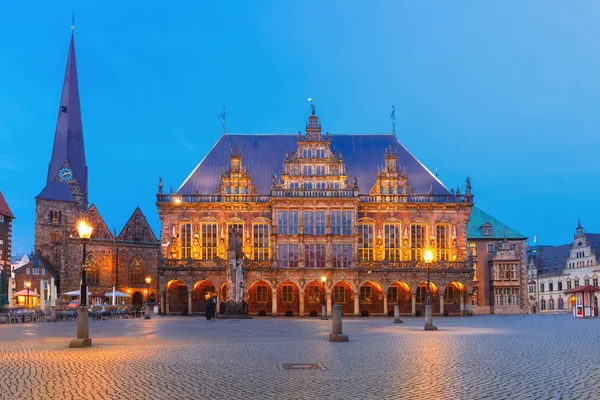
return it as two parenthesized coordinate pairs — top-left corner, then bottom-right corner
(129, 256), (146, 287)
(558, 297), (564, 310)
(86, 253), (100, 286)
(540, 299), (546, 310)
(549, 298), (555, 310)
(436, 224), (449, 261)
(410, 224), (426, 260)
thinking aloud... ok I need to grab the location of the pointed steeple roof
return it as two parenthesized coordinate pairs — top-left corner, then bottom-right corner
(38, 32), (88, 209)
(0, 190), (14, 219)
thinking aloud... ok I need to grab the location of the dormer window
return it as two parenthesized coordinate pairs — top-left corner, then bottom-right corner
(302, 148), (312, 158)
(316, 148), (325, 158)
(482, 223), (493, 236)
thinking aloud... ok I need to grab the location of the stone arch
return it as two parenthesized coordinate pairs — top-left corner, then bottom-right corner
(132, 291), (143, 308)
(358, 280), (384, 316)
(331, 280), (354, 315)
(86, 252), (100, 287)
(166, 279), (188, 314)
(387, 281), (412, 315)
(415, 280), (440, 315)
(549, 297), (555, 310)
(443, 281), (467, 314)
(192, 279), (217, 314)
(276, 280), (300, 316)
(247, 279), (272, 316)
(128, 255), (146, 287)
(303, 279), (327, 317)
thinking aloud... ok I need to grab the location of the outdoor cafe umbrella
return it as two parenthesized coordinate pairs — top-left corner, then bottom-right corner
(13, 289), (41, 297)
(105, 289), (132, 306)
(62, 289), (92, 297)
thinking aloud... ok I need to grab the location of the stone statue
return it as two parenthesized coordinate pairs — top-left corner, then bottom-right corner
(465, 177), (472, 195)
(228, 225), (237, 251)
(311, 103), (315, 115)
(236, 260), (244, 302)
(271, 174), (277, 187)
(158, 177), (164, 194)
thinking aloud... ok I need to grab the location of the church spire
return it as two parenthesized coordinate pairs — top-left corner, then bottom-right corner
(40, 29), (88, 211)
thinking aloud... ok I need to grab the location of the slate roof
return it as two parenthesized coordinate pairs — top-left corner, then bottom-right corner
(36, 181), (76, 202)
(178, 133), (449, 195)
(534, 233), (600, 271)
(0, 190), (14, 218)
(40, 33), (87, 200)
(467, 206), (526, 240)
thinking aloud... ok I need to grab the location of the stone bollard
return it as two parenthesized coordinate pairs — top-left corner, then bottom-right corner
(69, 307), (92, 347)
(424, 304), (438, 331)
(329, 305), (349, 342)
(393, 304), (403, 324)
(50, 306), (57, 322)
(321, 304), (328, 320)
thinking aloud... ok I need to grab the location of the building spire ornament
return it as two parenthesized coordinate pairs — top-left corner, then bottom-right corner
(391, 105), (396, 137)
(218, 106), (227, 135)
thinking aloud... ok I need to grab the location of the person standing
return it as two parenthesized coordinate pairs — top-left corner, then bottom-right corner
(206, 298), (215, 320)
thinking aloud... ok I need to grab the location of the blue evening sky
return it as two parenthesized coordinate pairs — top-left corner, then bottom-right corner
(1, 1), (599, 256)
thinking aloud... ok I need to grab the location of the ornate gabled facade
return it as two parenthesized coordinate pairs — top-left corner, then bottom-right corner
(32, 31), (160, 308)
(157, 108), (479, 317)
(530, 221), (600, 314)
(466, 207), (528, 314)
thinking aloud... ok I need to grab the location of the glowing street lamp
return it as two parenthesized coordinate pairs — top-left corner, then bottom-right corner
(145, 276), (152, 319)
(423, 249), (438, 331)
(70, 220), (93, 348)
(321, 276), (328, 320)
(24, 281), (31, 308)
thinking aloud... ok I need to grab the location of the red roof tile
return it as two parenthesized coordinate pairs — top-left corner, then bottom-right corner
(0, 191), (14, 218)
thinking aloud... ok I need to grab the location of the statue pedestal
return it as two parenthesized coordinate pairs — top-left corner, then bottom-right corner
(221, 300), (252, 319)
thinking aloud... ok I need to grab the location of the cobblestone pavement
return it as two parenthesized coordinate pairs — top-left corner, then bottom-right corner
(1, 314), (599, 400)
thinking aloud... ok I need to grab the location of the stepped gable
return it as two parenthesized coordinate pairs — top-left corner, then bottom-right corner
(118, 207), (158, 243)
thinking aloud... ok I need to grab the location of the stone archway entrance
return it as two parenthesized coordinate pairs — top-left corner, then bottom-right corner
(276, 281), (300, 316)
(303, 281), (325, 317)
(132, 292), (143, 308)
(387, 281), (411, 315)
(332, 281), (354, 315)
(444, 282), (466, 315)
(359, 281), (383, 316)
(192, 280), (216, 314)
(247, 280), (272, 316)
(416, 281), (439, 316)
(167, 280), (188, 314)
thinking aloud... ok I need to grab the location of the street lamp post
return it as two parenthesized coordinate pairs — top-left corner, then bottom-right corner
(423, 249), (438, 331)
(70, 220), (93, 348)
(145, 277), (152, 319)
(321, 276), (328, 320)
(25, 281), (31, 308)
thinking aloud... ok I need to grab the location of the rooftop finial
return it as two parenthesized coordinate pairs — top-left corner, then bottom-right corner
(218, 106), (227, 135)
(71, 11), (75, 31)
(308, 97), (315, 115)
(391, 105), (396, 136)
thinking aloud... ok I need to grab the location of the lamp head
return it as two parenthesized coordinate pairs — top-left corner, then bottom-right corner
(424, 249), (434, 263)
(25, 281), (31, 289)
(145, 277), (152, 284)
(321, 276), (327, 284)
(77, 220), (93, 239)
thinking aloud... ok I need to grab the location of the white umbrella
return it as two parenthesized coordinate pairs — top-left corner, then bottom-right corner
(63, 290), (92, 297)
(105, 290), (132, 298)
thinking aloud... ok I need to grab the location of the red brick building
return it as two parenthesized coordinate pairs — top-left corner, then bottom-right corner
(0, 190), (14, 305)
(33, 32), (160, 308)
(157, 108), (476, 317)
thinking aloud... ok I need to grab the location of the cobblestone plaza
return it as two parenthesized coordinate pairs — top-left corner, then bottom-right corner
(1, 315), (599, 400)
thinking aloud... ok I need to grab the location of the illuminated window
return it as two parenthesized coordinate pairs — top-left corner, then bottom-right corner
(202, 223), (218, 260)
(410, 224), (425, 261)
(436, 225), (449, 261)
(360, 286), (371, 304)
(333, 286), (345, 303)
(256, 285), (268, 303)
(278, 244), (298, 268)
(332, 244), (352, 268)
(387, 287), (398, 303)
(253, 224), (270, 260)
(468, 242), (477, 256)
(358, 224), (374, 261)
(86, 253), (100, 286)
(51, 231), (59, 243)
(304, 244), (325, 268)
(384, 224), (401, 261)
(180, 223), (192, 259)
(282, 285), (293, 303)
(129, 256), (145, 287)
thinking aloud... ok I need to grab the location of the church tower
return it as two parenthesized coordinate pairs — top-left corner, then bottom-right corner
(34, 30), (88, 265)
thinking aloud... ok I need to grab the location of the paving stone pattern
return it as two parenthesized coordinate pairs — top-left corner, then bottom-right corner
(1, 315), (599, 400)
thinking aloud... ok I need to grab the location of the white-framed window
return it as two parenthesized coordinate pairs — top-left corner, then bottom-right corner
(410, 224), (426, 261)
(594, 278), (599, 287)
(540, 283), (544, 292)
(315, 211), (326, 235)
(332, 244), (352, 268)
(304, 211), (314, 234)
(512, 288), (519, 306)
(302, 165), (313, 175)
(26, 268), (30, 275)
(201, 223), (218, 260)
(585, 278), (590, 286)
(278, 244), (299, 268)
(567, 280), (572, 290)
(487, 244), (494, 252)
(0, 239), (3, 244)
(180, 223), (192, 259)
(253, 224), (270, 260)
(384, 224), (401, 261)
(304, 244), (326, 268)
(289, 182), (299, 189)
(315, 182), (327, 189)
(32, 268), (39, 275)
(303, 182), (313, 190)
(358, 224), (374, 261)
(282, 285), (293, 303)
(41, 269), (46, 276)
(315, 165), (326, 175)
(0, 215), (4, 222)
(278, 211), (299, 235)
(302, 148), (312, 158)
(315, 148), (325, 158)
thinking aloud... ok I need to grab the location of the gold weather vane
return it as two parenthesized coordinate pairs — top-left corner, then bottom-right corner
(218, 106), (227, 135)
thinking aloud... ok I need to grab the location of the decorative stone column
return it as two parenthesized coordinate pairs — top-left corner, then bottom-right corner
(8, 277), (13, 307)
(188, 293), (193, 315)
(382, 291), (388, 316)
(326, 293), (332, 317)
(440, 294), (445, 315)
(411, 293), (416, 316)
(165, 292), (170, 314)
(159, 291), (165, 314)
(353, 291), (360, 316)
(272, 290), (278, 316)
(299, 293), (305, 317)
(460, 294), (465, 314)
